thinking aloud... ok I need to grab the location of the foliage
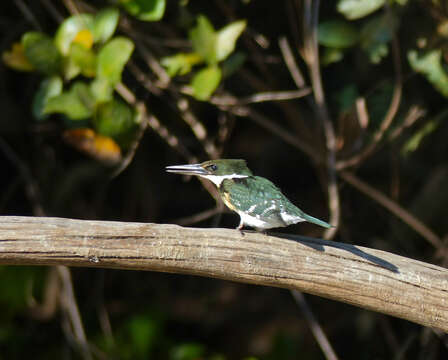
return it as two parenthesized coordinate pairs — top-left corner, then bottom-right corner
(3, 7), (137, 164)
(162, 14), (246, 100)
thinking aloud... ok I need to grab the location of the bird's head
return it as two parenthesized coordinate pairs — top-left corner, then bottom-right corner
(166, 159), (253, 186)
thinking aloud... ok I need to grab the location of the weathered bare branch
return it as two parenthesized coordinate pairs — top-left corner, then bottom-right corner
(0, 216), (447, 332)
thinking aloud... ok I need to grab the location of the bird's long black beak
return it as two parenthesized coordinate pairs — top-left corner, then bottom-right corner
(165, 163), (208, 176)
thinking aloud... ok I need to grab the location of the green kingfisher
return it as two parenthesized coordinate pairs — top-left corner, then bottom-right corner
(166, 159), (332, 231)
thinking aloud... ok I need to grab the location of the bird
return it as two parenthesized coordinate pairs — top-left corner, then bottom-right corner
(166, 159), (332, 231)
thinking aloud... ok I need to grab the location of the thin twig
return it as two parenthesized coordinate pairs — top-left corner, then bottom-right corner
(57, 265), (92, 360)
(291, 291), (339, 360)
(15, 0), (42, 30)
(336, 23), (403, 170)
(355, 97), (369, 130)
(214, 0), (276, 86)
(132, 43), (220, 159)
(176, 97), (220, 159)
(61, 0), (80, 15)
(277, 35), (317, 143)
(112, 101), (148, 178)
(211, 88), (311, 106)
(302, 0), (340, 239)
(340, 171), (443, 250)
(135, 44), (171, 88)
(146, 113), (195, 160)
(40, 0), (64, 23)
(278, 36), (306, 88)
(386, 106), (427, 143)
(27, 267), (60, 320)
(115, 76), (194, 161)
(111, 83), (152, 177)
(222, 104), (319, 163)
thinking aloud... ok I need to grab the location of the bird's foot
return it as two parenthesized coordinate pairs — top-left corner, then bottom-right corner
(236, 223), (245, 236)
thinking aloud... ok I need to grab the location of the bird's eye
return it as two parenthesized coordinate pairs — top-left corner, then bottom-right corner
(208, 164), (218, 171)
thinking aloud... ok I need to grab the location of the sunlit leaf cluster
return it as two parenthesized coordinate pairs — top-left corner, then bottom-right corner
(3, 7), (141, 164)
(162, 15), (246, 100)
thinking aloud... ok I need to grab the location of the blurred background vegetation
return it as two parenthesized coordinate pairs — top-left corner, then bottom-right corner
(1, 0), (448, 359)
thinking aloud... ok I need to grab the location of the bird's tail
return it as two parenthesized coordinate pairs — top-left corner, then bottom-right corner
(302, 214), (332, 228)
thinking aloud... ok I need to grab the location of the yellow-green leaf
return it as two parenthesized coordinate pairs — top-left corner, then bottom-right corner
(408, 50), (448, 97)
(189, 15), (217, 64)
(97, 37), (134, 85)
(93, 7), (120, 43)
(215, 20), (246, 62)
(68, 42), (97, 78)
(44, 81), (94, 119)
(119, 0), (166, 21)
(161, 52), (202, 76)
(337, 0), (385, 20)
(90, 77), (114, 103)
(191, 65), (222, 100)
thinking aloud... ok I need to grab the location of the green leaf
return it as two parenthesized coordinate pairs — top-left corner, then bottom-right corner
(93, 7), (120, 44)
(318, 20), (359, 48)
(337, 0), (385, 20)
(191, 65), (222, 100)
(321, 47), (345, 66)
(360, 13), (396, 64)
(215, 20), (246, 62)
(127, 316), (160, 357)
(189, 15), (217, 64)
(55, 14), (94, 55)
(93, 99), (138, 148)
(401, 109), (448, 155)
(68, 42), (97, 78)
(32, 76), (63, 120)
(119, 0), (166, 21)
(44, 81), (94, 120)
(21, 32), (61, 75)
(401, 120), (440, 155)
(408, 50), (448, 97)
(90, 77), (114, 103)
(97, 37), (134, 85)
(161, 52), (203, 76)
(170, 343), (205, 360)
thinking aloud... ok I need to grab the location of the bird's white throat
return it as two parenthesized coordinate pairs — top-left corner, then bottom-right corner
(199, 174), (249, 186)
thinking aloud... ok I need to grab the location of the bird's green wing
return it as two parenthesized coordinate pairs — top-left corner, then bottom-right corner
(220, 176), (305, 221)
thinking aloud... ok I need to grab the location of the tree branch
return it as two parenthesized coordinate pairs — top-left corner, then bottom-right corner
(0, 216), (447, 332)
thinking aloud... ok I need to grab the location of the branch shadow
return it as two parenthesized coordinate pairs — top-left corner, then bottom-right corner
(270, 232), (400, 273)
